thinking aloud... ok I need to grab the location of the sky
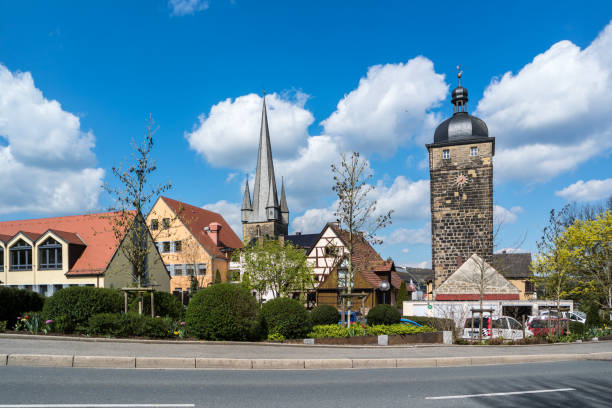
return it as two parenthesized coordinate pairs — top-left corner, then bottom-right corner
(1, 1), (611, 268)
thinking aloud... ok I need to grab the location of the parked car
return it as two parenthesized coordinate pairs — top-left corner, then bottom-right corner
(527, 318), (568, 336)
(338, 311), (363, 324)
(536, 310), (586, 324)
(462, 316), (533, 340)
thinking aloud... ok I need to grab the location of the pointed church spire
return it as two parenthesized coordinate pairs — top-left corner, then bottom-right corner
(241, 178), (252, 210)
(251, 95), (279, 221)
(280, 177), (288, 213)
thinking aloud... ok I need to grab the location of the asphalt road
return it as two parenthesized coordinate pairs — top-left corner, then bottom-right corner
(1, 360), (611, 407)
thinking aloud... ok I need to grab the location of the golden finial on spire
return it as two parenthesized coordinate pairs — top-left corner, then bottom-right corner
(456, 65), (463, 86)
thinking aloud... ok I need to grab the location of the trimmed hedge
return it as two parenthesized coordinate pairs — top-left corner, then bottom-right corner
(0, 287), (44, 329)
(128, 291), (184, 320)
(185, 283), (258, 341)
(87, 313), (174, 338)
(366, 304), (401, 325)
(43, 287), (123, 333)
(307, 323), (434, 338)
(569, 321), (587, 336)
(403, 315), (456, 333)
(259, 298), (312, 340)
(310, 305), (339, 326)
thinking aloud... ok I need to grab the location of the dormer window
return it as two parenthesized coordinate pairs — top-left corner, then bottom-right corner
(470, 146), (478, 156)
(443, 149), (450, 160)
(10, 239), (32, 271)
(39, 237), (63, 270)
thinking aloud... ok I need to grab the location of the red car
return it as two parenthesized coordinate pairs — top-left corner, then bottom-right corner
(527, 318), (568, 336)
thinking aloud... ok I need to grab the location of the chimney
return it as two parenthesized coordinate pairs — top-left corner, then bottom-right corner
(456, 255), (463, 267)
(207, 222), (222, 246)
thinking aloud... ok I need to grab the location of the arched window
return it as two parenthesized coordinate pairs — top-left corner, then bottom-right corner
(39, 237), (63, 270)
(10, 239), (32, 271)
(0, 246), (4, 269)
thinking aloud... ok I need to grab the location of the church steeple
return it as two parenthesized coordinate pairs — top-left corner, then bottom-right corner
(280, 177), (289, 225)
(241, 94), (289, 241)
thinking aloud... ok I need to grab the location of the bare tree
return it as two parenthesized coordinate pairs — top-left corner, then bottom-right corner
(331, 152), (392, 326)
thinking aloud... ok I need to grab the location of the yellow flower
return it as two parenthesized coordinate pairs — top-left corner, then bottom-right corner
(174, 331), (179, 335)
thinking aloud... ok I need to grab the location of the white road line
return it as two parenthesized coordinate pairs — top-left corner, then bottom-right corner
(0, 405), (195, 408)
(426, 388), (576, 400)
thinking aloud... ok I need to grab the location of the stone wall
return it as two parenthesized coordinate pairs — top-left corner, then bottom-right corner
(242, 220), (288, 242)
(428, 140), (494, 288)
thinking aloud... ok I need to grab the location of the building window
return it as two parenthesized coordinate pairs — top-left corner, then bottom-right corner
(10, 239), (32, 271)
(198, 266), (207, 276)
(162, 218), (170, 229)
(442, 149), (450, 160)
(39, 238), (63, 270)
(525, 280), (535, 293)
(174, 267), (183, 276)
(151, 219), (159, 230)
(174, 241), (182, 252)
(470, 146), (478, 156)
(0, 247), (4, 268)
(162, 242), (171, 253)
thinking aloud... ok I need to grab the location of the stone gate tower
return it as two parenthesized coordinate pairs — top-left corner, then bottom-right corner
(241, 97), (289, 242)
(426, 73), (495, 288)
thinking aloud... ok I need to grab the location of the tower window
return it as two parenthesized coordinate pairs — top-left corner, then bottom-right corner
(442, 149), (450, 160)
(470, 146), (478, 156)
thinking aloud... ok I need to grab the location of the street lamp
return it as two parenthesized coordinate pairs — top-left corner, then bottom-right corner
(379, 280), (390, 304)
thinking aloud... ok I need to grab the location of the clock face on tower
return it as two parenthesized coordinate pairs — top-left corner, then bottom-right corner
(455, 173), (469, 188)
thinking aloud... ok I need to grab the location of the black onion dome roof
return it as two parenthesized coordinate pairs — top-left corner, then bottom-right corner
(433, 82), (489, 143)
(433, 112), (489, 143)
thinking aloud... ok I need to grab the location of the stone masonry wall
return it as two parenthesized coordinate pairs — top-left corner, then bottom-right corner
(429, 141), (494, 288)
(243, 221), (288, 243)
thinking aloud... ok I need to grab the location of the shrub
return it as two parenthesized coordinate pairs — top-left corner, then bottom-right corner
(307, 323), (434, 338)
(396, 281), (411, 306)
(569, 321), (586, 336)
(366, 304), (401, 326)
(365, 324), (434, 336)
(185, 283), (258, 341)
(259, 298), (312, 340)
(310, 305), (339, 326)
(404, 315), (456, 333)
(0, 321), (7, 332)
(0, 287), (44, 329)
(87, 313), (174, 338)
(43, 287), (122, 333)
(128, 291), (184, 319)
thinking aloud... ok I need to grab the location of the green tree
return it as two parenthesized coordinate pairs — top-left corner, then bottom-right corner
(396, 281), (411, 308)
(236, 238), (315, 302)
(331, 151), (392, 326)
(562, 210), (612, 319)
(103, 116), (172, 313)
(214, 269), (222, 284)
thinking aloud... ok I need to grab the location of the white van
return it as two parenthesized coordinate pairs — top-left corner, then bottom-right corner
(463, 316), (533, 340)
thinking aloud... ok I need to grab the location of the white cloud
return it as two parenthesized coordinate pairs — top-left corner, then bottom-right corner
(495, 248), (529, 254)
(555, 178), (612, 202)
(373, 176), (430, 221)
(186, 92), (314, 171)
(494, 205), (522, 225)
(477, 21), (612, 182)
(322, 56), (447, 156)
(225, 172), (238, 183)
(401, 248), (410, 254)
(0, 64), (104, 215)
(202, 200), (242, 237)
(385, 224), (430, 245)
(291, 206), (336, 235)
(168, 0), (209, 16)
(401, 261), (431, 269)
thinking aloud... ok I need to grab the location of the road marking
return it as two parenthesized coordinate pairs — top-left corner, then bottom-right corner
(426, 388), (575, 400)
(0, 405), (195, 408)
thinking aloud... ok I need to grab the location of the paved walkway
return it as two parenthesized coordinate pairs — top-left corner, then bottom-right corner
(1, 334), (612, 359)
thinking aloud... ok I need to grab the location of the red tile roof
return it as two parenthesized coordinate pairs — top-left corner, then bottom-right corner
(0, 211), (132, 276)
(328, 223), (401, 289)
(160, 197), (243, 257)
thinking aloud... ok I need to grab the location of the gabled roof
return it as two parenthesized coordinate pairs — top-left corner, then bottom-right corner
(325, 223), (402, 289)
(434, 254), (520, 300)
(160, 197), (243, 257)
(492, 252), (533, 279)
(14, 231), (42, 242)
(396, 267), (434, 284)
(0, 234), (12, 244)
(0, 211), (132, 275)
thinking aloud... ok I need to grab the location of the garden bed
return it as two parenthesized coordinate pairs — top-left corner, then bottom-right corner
(286, 331), (444, 345)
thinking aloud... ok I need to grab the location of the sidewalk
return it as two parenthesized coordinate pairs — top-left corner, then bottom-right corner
(1, 334), (612, 369)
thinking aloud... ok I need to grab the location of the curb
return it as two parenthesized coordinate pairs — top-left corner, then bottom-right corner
(2, 352), (611, 370)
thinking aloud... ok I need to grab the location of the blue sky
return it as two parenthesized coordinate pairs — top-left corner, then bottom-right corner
(1, 1), (611, 267)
